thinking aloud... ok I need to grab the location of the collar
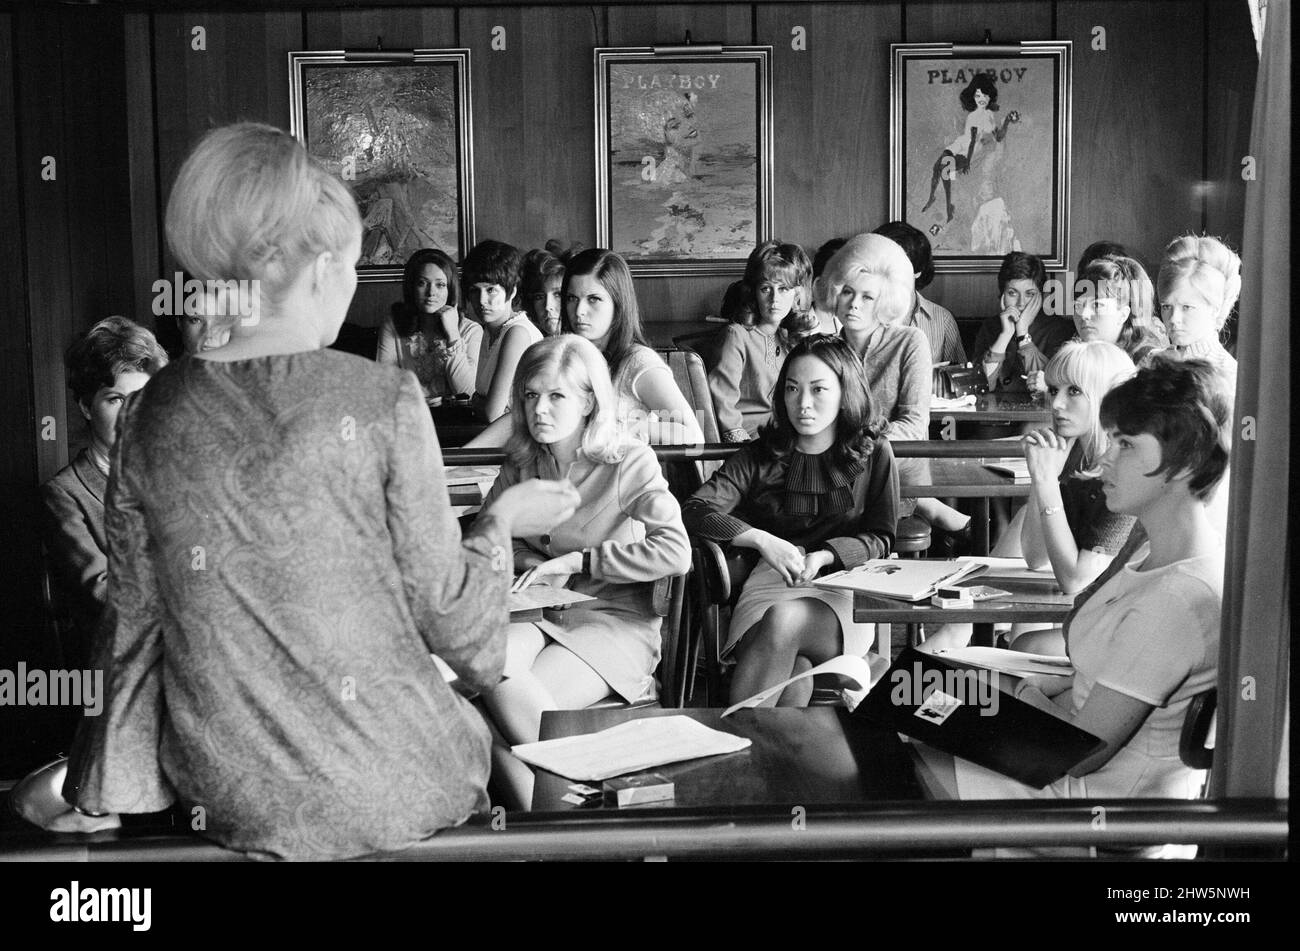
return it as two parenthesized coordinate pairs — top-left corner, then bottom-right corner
(783, 449), (865, 517)
(71, 447), (108, 503)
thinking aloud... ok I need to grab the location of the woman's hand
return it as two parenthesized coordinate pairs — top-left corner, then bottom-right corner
(795, 549), (835, 585)
(511, 551), (582, 592)
(755, 533), (808, 587)
(1015, 292), (1042, 333)
(486, 479), (581, 538)
(997, 302), (1019, 338)
(1024, 370), (1048, 397)
(437, 306), (461, 341)
(1023, 428), (1074, 484)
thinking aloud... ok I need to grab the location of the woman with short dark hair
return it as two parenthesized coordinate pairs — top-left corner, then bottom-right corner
(972, 251), (1074, 394)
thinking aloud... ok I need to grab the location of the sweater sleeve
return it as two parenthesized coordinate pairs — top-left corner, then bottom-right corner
(821, 439), (900, 569)
(707, 325), (748, 437)
(39, 479), (108, 619)
(680, 442), (761, 542)
(444, 317), (481, 396)
(376, 315), (401, 366)
(879, 328), (932, 442)
(588, 444), (691, 583)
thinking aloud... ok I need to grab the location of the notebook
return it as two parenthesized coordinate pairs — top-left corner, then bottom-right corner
(813, 559), (986, 601)
(855, 647), (1105, 789)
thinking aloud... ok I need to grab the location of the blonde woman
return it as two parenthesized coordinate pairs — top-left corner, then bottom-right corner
(480, 335), (690, 752)
(1153, 234), (1242, 398)
(58, 123), (578, 858)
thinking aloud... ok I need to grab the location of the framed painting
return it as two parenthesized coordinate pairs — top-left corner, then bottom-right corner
(890, 42), (1072, 273)
(289, 50), (475, 282)
(594, 46), (772, 277)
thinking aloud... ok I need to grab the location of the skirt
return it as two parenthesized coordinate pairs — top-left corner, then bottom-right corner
(724, 560), (877, 660)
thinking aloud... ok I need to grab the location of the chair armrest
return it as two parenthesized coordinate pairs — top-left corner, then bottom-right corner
(692, 538), (732, 605)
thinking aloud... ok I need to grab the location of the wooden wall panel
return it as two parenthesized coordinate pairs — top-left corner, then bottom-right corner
(1058, 0), (1204, 274)
(125, 12), (163, 337)
(758, 3), (899, 250)
(153, 9), (305, 273)
(904, 1), (1055, 320)
(1204, 0), (1257, 250)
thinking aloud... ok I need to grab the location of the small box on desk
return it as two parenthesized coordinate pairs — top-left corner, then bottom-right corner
(602, 773), (675, 807)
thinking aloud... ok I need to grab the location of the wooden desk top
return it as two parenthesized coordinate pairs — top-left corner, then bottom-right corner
(852, 575), (1074, 625)
(930, 395), (1052, 423)
(531, 706), (922, 812)
(897, 457), (1031, 498)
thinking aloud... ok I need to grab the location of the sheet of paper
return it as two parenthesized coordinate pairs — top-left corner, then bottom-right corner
(931, 395), (977, 409)
(933, 646), (1074, 678)
(955, 556), (1059, 584)
(511, 715), (752, 781)
(444, 465), (500, 487)
(508, 584), (596, 614)
(722, 653), (881, 716)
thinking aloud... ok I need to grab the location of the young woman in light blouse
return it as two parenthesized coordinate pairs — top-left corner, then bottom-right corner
(463, 239), (543, 422)
(480, 336), (690, 804)
(376, 247), (481, 400)
(1152, 234), (1242, 398)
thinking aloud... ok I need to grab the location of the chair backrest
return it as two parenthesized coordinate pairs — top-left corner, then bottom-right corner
(1179, 689), (1217, 773)
(655, 347), (723, 484)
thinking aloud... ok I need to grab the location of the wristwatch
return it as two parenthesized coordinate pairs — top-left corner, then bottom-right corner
(1041, 505), (1063, 518)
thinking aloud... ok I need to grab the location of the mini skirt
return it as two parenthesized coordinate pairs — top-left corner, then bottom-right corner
(724, 560), (877, 660)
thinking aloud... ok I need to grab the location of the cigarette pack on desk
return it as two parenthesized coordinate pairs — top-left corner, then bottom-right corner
(603, 773), (675, 807)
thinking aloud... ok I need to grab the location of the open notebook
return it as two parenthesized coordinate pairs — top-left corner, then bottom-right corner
(813, 559), (986, 601)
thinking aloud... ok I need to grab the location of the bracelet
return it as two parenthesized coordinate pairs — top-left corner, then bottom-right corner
(1040, 505), (1063, 518)
(72, 804), (110, 818)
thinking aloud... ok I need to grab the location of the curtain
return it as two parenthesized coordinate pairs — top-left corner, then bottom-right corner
(1212, 0), (1290, 799)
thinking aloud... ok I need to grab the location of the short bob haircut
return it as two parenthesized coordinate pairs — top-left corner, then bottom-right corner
(873, 220), (934, 290)
(1077, 255), (1167, 359)
(560, 248), (650, 376)
(814, 233), (915, 325)
(1156, 234), (1243, 327)
(66, 315), (169, 407)
(958, 73), (1000, 113)
(394, 248), (460, 337)
(1076, 240), (1133, 276)
(520, 248), (566, 332)
(742, 240), (813, 320)
(759, 334), (880, 469)
(997, 251), (1047, 294)
(504, 334), (626, 469)
(461, 239), (524, 304)
(165, 123), (361, 309)
(1044, 340), (1135, 476)
(1099, 356), (1231, 502)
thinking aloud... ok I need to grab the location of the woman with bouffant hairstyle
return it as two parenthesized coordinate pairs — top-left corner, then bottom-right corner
(57, 123), (578, 858)
(1153, 234), (1242, 397)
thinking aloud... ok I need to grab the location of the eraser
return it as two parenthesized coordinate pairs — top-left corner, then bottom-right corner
(602, 773), (675, 807)
(931, 593), (974, 609)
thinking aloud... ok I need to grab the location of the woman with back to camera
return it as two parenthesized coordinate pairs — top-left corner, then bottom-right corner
(57, 123), (579, 859)
(683, 335), (899, 706)
(376, 247), (482, 401)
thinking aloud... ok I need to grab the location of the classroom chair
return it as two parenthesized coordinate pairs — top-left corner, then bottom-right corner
(671, 327), (724, 374)
(655, 347), (724, 485)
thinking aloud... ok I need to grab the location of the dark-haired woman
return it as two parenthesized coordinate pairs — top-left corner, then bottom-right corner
(921, 74), (1020, 223)
(972, 251), (1074, 395)
(376, 248), (482, 401)
(41, 316), (168, 670)
(682, 335), (899, 707)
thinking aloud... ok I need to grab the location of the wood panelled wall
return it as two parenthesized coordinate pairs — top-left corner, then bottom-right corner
(0, 0), (1259, 771)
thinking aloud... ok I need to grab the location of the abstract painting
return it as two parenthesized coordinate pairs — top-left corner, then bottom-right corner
(891, 42), (1071, 272)
(595, 47), (772, 277)
(289, 50), (475, 282)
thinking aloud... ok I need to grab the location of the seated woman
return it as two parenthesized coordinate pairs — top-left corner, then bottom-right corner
(56, 123), (578, 857)
(463, 239), (543, 422)
(709, 240), (812, 443)
(176, 308), (233, 357)
(682, 335), (899, 707)
(971, 251), (1074, 395)
(873, 220), (966, 366)
(520, 247), (565, 337)
(480, 335), (690, 802)
(915, 359), (1229, 832)
(1152, 233), (1242, 398)
(376, 247), (482, 401)
(816, 233), (932, 441)
(467, 248), (704, 447)
(40, 316), (167, 671)
(1072, 254), (1168, 364)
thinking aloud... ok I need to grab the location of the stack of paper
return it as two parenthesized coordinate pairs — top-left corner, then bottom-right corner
(511, 715), (752, 781)
(508, 584), (595, 615)
(983, 458), (1031, 483)
(931, 646), (1074, 678)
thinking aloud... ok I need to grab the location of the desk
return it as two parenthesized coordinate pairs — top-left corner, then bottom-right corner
(897, 457), (1029, 553)
(930, 395), (1052, 424)
(531, 706), (921, 811)
(852, 572), (1073, 647)
(430, 401), (486, 448)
